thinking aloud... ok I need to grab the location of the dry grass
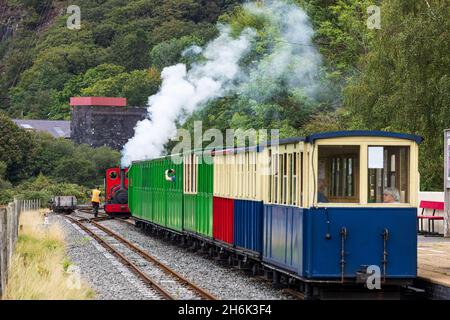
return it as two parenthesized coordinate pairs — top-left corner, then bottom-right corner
(2, 210), (94, 300)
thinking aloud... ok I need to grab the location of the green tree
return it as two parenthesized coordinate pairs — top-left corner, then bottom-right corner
(0, 113), (37, 182)
(53, 158), (97, 186)
(0, 161), (12, 190)
(344, 0), (450, 190)
(10, 173), (91, 205)
(49, 64), (126, 119)
(30, 132), (120, 187)
(31, 132), (77, 176)
(85, 146), (121, 181)
(298, 0), (377, 79)
(81, 68), (161, 106)
(9, 44), (104, 118)
(149, 35), (204, 70)
(108, 30), (151, 71)
(1, 0), (241, 119)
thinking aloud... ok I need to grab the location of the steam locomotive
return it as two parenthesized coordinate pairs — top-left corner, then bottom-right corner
(104, 167), (130, 215)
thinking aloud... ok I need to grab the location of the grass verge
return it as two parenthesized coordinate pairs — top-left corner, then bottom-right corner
(2, 210), (94, 300)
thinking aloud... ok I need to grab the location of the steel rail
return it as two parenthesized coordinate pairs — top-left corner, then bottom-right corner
(65, 215), (175, 300)
(90, 220), (218, 300)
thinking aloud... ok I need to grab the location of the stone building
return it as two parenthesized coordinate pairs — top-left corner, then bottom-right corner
(70, 97), (147, 150)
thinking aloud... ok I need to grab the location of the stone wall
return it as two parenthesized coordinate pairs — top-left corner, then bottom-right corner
(71, 105), (147, 150)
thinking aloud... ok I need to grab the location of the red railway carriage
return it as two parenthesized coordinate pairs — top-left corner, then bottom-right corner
(105, 167), (130, 215)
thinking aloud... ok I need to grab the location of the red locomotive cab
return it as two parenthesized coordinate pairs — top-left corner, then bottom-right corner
(104, 167), (130, 215)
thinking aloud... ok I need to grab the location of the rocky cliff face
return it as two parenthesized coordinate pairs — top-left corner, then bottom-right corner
(0, 1), (63, 42)
(0, 2), (24, 41)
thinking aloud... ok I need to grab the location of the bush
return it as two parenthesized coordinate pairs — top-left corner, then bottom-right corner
(53, 158), (97, 187)
(0, 188), (15, 205)
(7, 174), (91, 206)
(0, 113), (37, 183)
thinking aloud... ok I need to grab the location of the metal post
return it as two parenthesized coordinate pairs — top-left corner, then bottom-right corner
(444, 130), (450, 237)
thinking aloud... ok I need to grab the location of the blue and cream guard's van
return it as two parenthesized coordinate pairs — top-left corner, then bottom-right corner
(261, 131), (422, 285)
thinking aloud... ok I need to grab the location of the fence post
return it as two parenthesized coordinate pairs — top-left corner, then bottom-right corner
(6, 205), (12, 262)
(14, 198), (19, 220)
(0, 207), (7, 297)
(16, 199), (20, 217)
(7, 203), (18, 264)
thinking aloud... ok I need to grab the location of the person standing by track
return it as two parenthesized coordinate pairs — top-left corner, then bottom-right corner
(91, 186), (101, 217)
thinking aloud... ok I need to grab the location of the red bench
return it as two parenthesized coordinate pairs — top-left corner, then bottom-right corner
(417, 200), (445, 236)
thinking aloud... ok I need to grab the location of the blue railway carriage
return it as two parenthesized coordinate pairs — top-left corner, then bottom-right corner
(261, 131), (422, 285)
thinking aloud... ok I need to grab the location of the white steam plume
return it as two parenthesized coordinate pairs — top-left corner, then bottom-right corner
(121, 26), (255, 167)
(239, 0), (323, 102)
(122, 0), (325, 166)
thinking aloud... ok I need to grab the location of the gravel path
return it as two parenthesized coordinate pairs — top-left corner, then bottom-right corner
(99, 218), (292, 300)
(50, 214), (156, 300)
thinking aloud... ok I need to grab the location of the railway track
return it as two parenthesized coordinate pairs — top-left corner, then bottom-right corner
(66, 212), (218, 300)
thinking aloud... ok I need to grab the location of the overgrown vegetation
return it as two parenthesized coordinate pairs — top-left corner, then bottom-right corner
(0, 114), (119, 204)
(3, 210), (94, 300)
(1, 0), (449, 190)
(1, 0), (241, 119)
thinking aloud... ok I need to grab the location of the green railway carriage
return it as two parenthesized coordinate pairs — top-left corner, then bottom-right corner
(129, 150), (214, 238)
(128, 156), (184, 232)
(182, 151), (214, 238)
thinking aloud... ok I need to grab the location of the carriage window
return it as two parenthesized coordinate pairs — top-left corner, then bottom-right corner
(184, 154), (198, 194)
(267, 151), (302, 206)
(368, 146), (409, 203)
(274, 154), (279, 203)
(288, 152), (301, 206)
(318, 146), (360, 203)
(290, 154), (296, 205)
(281, 154), (287, 204)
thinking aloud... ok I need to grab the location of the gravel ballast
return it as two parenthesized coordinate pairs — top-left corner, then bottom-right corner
(52, 213), (292, 300)
(51, 214), (156, 300)
(100, 218), (292, 300)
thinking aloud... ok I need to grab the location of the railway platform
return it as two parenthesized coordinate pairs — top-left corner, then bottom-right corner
(416, 235), (450, 299)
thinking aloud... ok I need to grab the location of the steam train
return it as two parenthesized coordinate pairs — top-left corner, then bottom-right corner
(116, 131), (423, 298)
(104, 167), (130, 215)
